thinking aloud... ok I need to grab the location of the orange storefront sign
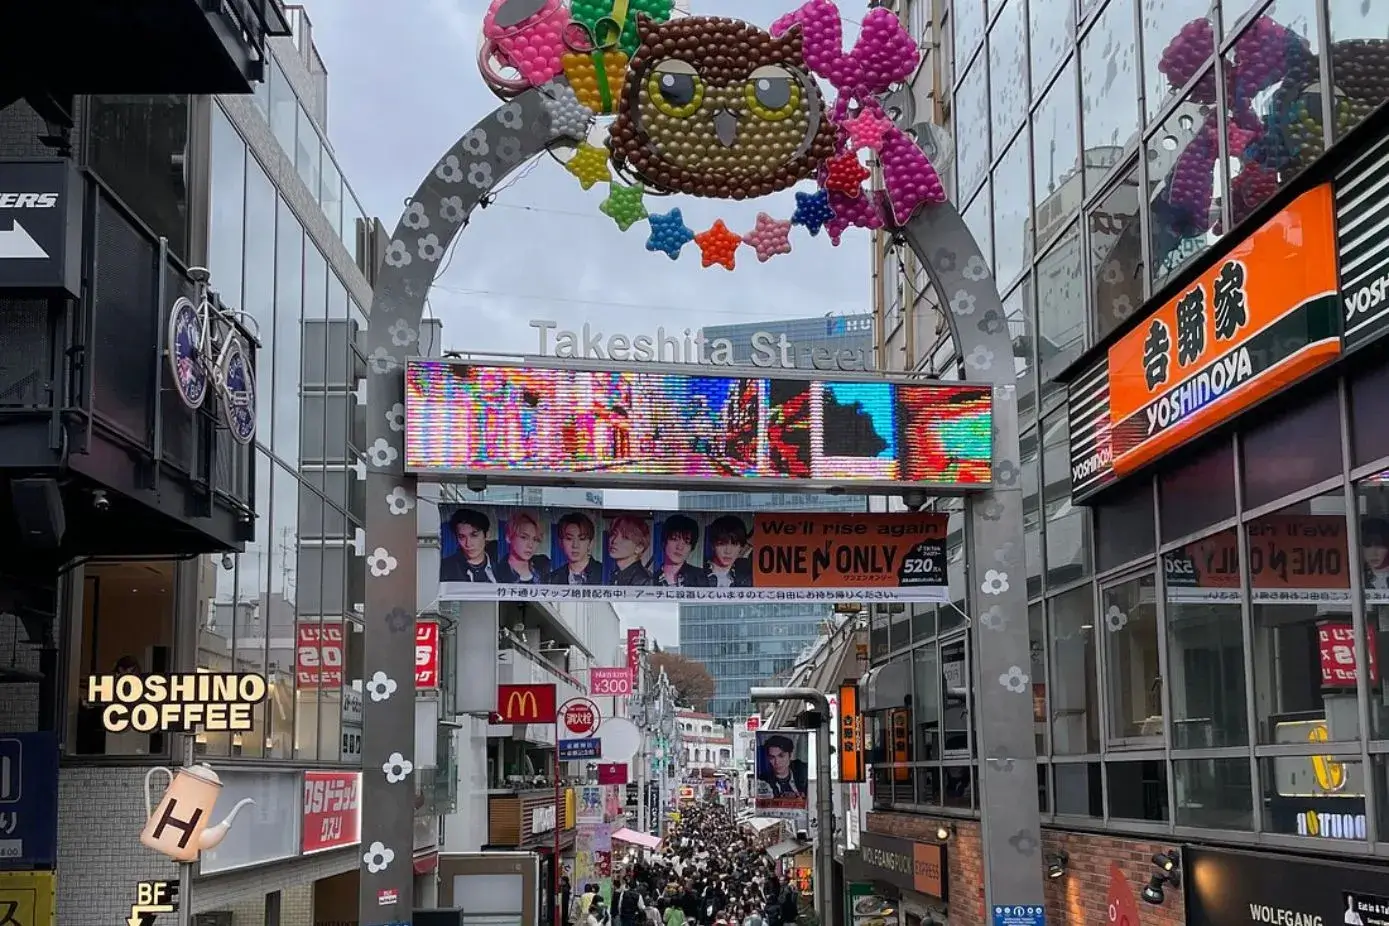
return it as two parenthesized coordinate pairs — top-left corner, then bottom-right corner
(1105, 184), (1340, 478)
(837, 683), (864, 783)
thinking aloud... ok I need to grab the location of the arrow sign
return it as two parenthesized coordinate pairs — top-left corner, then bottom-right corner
(0, 220), (47, 259)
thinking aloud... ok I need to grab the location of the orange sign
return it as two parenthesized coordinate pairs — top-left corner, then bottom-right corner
(1104, 185), (1340, 478)
(751, 512), (947, 593)
(837, 683), (864, 783)
(890, 708), (910, 782)
(494, 684), (557, 723)
(912, 842), (945, 898)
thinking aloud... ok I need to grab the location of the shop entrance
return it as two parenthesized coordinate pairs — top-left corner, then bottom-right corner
(350, 3), (1044, 924)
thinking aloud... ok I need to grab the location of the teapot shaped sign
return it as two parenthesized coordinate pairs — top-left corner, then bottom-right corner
(140, 764), (254, 862)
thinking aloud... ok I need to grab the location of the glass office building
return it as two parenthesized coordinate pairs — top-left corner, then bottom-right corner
(679, 314), (873, 720)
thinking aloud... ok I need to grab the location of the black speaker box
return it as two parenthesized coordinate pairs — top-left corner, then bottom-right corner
(10, 478), (65, 549)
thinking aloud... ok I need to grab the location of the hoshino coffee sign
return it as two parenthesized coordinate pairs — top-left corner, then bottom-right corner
(528, 319), (872, 370)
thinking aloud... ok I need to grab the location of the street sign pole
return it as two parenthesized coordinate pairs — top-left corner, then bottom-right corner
(554, 732), (562, 926)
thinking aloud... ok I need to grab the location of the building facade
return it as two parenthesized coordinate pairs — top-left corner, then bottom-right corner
(679, 313), (874, 721)
(865, 1), (1389, 925)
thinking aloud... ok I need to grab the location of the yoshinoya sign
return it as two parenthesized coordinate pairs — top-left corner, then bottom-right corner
(0, 159), (83, 297)
(1338, 132), (1389, 351)
(529, 315), (873, 371)
(1184, 846), (1389, 926)
(1066, 185), (1341, 502)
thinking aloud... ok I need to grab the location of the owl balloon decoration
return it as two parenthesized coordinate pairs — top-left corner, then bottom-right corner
(477, 0), (948, 265)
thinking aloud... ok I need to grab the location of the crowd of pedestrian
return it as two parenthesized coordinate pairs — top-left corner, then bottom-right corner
(566, 804), (803, 926)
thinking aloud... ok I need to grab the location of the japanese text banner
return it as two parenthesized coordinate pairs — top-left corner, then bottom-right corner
(436, 504), (948, 603)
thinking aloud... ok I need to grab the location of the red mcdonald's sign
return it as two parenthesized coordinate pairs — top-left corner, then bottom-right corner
(494, 684), (558, 724)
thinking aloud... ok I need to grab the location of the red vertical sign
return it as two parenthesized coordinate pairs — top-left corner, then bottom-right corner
(1317, 620), (1379, 687)
(415, 620), (440, 689)
(302, 771), (361, 852)
(1107, 862), (1141, 926)
(626, 628), (644, 683)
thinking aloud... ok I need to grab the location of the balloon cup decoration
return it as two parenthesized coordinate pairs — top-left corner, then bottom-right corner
(473, 0), (951, 267)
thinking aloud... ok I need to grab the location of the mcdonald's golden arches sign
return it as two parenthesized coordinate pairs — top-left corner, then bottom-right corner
(494, 684), (558, 724)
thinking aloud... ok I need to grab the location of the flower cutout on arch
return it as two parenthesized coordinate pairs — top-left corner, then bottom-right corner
(994, 460), (1020, 487)
(389, 319), (418, 347)
(467, 162), (493, 189)
(364, 841), (395, 874)
(977, 311), (1006, 336)
(384, 240), (412, 269)
(462, 128), (489, 157)
(366, 438), (399, 468)
(1008, 830), (1038, 856)
(999, 665), (1031, 694)
(417, 234), (445, 262)
(435, 154), (465, 184)
(1102, 261), (1124, 285)
(1104, 604), (1129, 632)
(498, 102), (524, 130)
(933, 248), (957, 272)
(993, 541), (1017, 565)
(402, 201), (430, 231)
(369, 347), (400, 375)
(368, 547), (398, 578)
(496, 136), (524, 165)
(961, 256), (990, 282)
(981, 569), (1010, 596)
(1112, 294), (1135, 320)
(949, 290), (977, 317)
(367, 671), (398, 702)
(383, 752), (414, 784)
(386, 486), (415, 516)
(979, 499), (1005, 522)
(386, 403), (406, 432)
(440, 196), (467, 225)
(385, 607), (412, 633)
(979, 605), (1008, 632)
(965, 345), (995, 372)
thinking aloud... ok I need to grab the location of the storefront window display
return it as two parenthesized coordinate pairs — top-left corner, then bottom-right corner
(1050, 585), (1099, 756)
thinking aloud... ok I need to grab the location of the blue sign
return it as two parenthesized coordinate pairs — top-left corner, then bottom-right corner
(559, 738), (602, 760)
(0, 731), (59, 868)
(992, 905), (1044, 926)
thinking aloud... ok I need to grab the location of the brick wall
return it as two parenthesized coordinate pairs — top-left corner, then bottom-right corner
(864, 814), (1185, 926)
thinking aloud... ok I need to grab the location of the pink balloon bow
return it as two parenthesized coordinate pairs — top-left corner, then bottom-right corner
(772, 0), (946, 226)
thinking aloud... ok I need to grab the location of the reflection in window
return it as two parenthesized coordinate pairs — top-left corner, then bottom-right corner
(1351, 361), (1389, 468)
(1159, 437), (1235, 543)
(1260, 756), (1366, 840)
(1241, 388), (1342, 511)
(953, 0), (987, 75)
(1175, 758), (1253, 829)
(1022, 427), (1042, 599)
(273, 199), (304, 460)
(321, 155), (343, 238)
(1036, 224), (1085, 413)
(71, 562), (176, 756)
(1088, 160), (1144, 340)
(1103, 573), (1161, 742)
(1108, 760), (1169, 821)
(993, 132), (1030, 292)
(1164, 529), (1248, 748)
(870, 606), (889, 660)
(1030, 602), (1048, 754)
(244, 154), (278, 442)
(85, 96), (191, 262)
(941, 639), (970, 755)
(1249, 493), (1357, 744)
(269, 57), (297, 158)
(1094, 479), (1155, 573)
(1147, 75), (1221, 286)
(963, 180), (993, 273)
(913, 644), (940, 761)
(1354, 475), (1389, 738)
(208, 106), (246, 312)
(296, 106), (321, 201)
(1141, 0), (1214, 123)
(955, 62), (990, 201)
(1042, 411), (1092, 586)
(1032, 60), (1080, 253)
(1029, 0), (1073, 95)
(1080, 0), (1138, 159)
(989, 0), (1028, 152)
(1328, 0), (1389, 142)
(1053, 761), (1102, 816)
(197, 555), (236, 758)
(1050, 586), (1099, 755)
(1007, 276), (1037, 426)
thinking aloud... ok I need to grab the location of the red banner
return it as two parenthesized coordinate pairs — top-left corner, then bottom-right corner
(625, 629), (643, 679)
(415, 620), (440, 689)
(1317, 620), (1380, 687)
(597, 762), (629, 785)
(590, 667), (632, 696)
(296, 621), (344, 690)
(495, 684), (558, 723)
(302, 771), (360, 852)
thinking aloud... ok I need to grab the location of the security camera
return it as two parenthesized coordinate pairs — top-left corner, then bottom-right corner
(466, 475), (487, 493)
(91, 490), (110, 511)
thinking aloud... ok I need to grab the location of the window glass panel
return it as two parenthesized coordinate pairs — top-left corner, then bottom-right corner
(1102, 572), (1161, 741)
(342, 619), (364, 762)
(1241, 388), (1343, 511)
(1159, 437), (1235, 543)
(911, 601), (937, 644)
(989, 0), (1027, 152)
(1088, 160), (1144, 340)
(956, 61), (991, 201)
(1174, 758), (1254, 829)
(1147, 71), (1221, 286)
(953, 0), (987, 74)
(1107, 760), (1169, 821)
(254, 62), (271, 119)
(1249, 492), (1357, 744)
(1095, 479), (1155, 572)
(243, 154), (277, 443)
(913, 643), (941, 761)
(1226, 3), (1319, 226)
(1031, 602), (1048, 754)
(1080, 0), (1139, 162)
(321, 155), (343, 237)
(943, 765), (973, 809)
(1009, 275), (1037, 430)
(963, 183), (993, 274)
(263, 463), (298, 759)
(1043, 410), (1093, 589)
(941, 639), (970, 754)
(295, 106), (321, 197)
(273, 199), (304, 460)
(1022, 426), (1043, 599)
(1141, 0), (1214, 123)
(870, 605), (890, 661)
(269, 58), (297, 156)
(1050, 585), (1099, 754)
(1030, 0), (1073, 93)
(295, 485), (322, 761)
(1031, 60), (1080, 253)
(993, 131), (1030, 293)
(1260, 756), (1366, 840)
(889, 603), (911, 651)
(1328, 0), (1389, 142)
(85, 95), (191, 261)
(1053, 761), (1102, 815)
(1353, 474), (1389, 738)
(207, 105), (245, 311)
(70, 561), (176, 756)
(196, 553), (236, 758)
(1037, 224), (1085, 416)
(1164, 528), (1249, 747)
(1351, 361), (1389, 468)
(232, 453), (273, 758)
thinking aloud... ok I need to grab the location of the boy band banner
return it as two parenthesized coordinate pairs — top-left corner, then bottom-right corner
(436, 504), (948, 603)
(754, 730), (810, 828)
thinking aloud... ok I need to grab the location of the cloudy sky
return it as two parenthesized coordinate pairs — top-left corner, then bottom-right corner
(307, 0), (871, 643)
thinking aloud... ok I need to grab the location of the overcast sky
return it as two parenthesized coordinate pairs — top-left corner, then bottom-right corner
(308, 0), (872, 645)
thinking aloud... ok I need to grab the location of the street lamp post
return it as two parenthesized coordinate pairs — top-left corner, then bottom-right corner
(749, 686), (835, 926)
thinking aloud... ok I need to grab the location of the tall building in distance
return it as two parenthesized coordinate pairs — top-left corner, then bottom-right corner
(679, 314), (873, 720)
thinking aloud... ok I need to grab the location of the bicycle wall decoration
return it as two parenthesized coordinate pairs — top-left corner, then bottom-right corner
(166, 267), (258, 445)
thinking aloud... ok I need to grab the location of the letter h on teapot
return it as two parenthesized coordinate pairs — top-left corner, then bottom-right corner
(140, 764), (254, 862)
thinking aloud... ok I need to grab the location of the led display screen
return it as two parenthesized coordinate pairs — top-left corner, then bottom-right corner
(404, 359), (992, 491)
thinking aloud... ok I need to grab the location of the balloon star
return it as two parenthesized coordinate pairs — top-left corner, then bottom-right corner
(600, 182), (649, 231)
(841, 107), (895, 153)
(645, 208), (695, 260)
(824, 151), (872, 197)
(565, 142), (612, 190)
(742, 212), (793, 263)
(791, 190), (836, 237)
(694, 220), (743, 270)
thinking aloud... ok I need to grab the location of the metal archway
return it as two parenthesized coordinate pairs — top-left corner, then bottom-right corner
(357, 85), (1041, 924)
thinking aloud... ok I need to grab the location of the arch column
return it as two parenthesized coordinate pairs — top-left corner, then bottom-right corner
(356, 87), (1042, 925)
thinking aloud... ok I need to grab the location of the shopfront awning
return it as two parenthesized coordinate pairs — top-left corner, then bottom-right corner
(742, 817), (785, 834)
(767, 839), (811, 860)
(611, 828), (661, 850)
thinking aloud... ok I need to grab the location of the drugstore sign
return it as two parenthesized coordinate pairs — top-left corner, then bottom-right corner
(1067, 185), (1341, 501)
